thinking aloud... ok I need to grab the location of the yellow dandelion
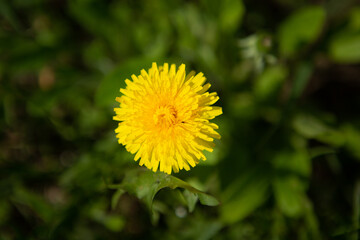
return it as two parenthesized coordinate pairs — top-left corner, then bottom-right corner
(113, 63), (222, 174)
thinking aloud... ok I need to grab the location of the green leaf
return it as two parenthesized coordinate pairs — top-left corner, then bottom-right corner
(293, 114), (328, 138)
(0, 200), (10, 226)
(109, 169), (219, 212)
(88, 200), (125, 232)
(103, 215), (125, 232)
(329, 33), (360, 63)
(273, 176), (305, 218)
(328, 7), (360, 63)
(303, 198), (321, 240)
(291, 62), (313, 99)
(0, 1), (22, 31)
(221, 168), (270, 223)
(95, 58), (157, 107)
(343, 124), (360, 160)
(198, 192), (220, 206)
(254, 65), (287, 100)
(278, 6), (325, 57)
(11, 186), (54, 223)
(183, 189), (198, 212)
(219, 0), (245, 33)
(293, 114), (345, 147)
(111, 189), (125, 210)
(349, 7), (360, 30)
(273, 151), (311, 178)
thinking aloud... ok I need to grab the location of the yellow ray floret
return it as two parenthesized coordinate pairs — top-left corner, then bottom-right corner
(113, 62), (222, 174)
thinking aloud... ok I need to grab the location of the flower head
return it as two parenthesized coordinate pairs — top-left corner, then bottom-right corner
(113, 63), (222, 174)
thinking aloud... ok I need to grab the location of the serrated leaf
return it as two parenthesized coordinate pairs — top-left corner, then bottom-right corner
(197, 192), (220, 206)
(109, 169), (219, 212)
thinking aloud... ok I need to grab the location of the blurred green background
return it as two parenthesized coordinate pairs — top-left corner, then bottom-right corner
(1, 0), (360, 239)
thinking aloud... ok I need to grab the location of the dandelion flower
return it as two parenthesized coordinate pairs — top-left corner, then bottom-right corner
(113, 63), (222, 174)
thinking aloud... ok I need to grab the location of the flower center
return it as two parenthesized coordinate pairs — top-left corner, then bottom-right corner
(153, 105), (177, 127)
